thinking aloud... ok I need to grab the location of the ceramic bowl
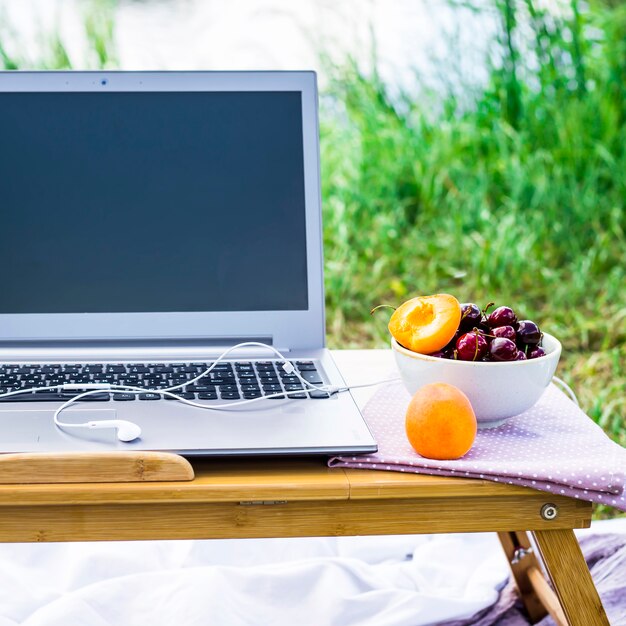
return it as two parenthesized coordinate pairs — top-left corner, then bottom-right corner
(392, 332), (561, 428)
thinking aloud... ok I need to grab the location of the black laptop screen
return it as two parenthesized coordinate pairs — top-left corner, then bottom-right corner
(0, 91), (309, 313)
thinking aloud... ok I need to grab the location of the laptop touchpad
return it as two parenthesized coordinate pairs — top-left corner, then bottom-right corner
(0, 408), (118, 447)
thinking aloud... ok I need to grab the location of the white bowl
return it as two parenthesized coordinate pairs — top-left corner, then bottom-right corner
(392, 332), (561, 428)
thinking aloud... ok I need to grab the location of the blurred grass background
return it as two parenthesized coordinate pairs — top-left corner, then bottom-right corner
(1, 0), (624, 517)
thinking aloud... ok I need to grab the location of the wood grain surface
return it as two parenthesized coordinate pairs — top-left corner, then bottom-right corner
(0, 493), (590, 543)
(0, 452), (194, 484)
(532, 529), (610, 626)
(498, 530), (549, 623)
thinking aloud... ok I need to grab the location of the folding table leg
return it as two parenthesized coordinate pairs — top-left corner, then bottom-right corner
(498, 530), (548, 623)
(531, 528), (610, 626)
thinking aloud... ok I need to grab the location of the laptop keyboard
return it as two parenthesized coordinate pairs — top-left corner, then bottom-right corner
(0, 361), (331, 402)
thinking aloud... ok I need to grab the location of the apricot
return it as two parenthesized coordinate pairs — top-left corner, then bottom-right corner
(405, 382), (477, 460)
(389, 294), (461, 354)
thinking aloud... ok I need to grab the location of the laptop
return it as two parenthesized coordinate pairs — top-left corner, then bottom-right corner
(0, 70), (377, 456)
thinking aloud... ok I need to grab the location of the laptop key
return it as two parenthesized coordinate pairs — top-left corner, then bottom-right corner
(243, 392), (262, 399)
(301, 371), (323, 384)
(197, 392), (218, 400)
(186, 384), (215, 392)
(257, 371), (279, 379)
(139, 393), (161, 400)
(112, 393), (136, 401)
(267, 394), (285, 399)
(288, 393), (308, 399)
(61, 392), (110, 401)
(165, 392), (195, 400)
(309, 390), (331, 399)
(0, 392), (61, 402)
(279, 375), (301, 385)
(296, 361), (317, 371)
(220, 392), (240, 400)
(263, 385), (283, 391)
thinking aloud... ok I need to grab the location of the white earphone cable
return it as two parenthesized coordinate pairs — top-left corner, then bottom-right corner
(0, 341), (399, 439)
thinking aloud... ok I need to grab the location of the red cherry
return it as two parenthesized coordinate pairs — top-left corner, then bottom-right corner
(489, 337), (518, 361)
(456, 331), (489, 361)
(487, 306), (517, 329)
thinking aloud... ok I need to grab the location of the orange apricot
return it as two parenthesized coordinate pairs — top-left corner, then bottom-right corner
(405, 382), (477, 460)
(389, 294), (461, 354)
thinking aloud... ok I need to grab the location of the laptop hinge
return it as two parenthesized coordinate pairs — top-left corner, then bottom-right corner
(0, 336), (291, 362)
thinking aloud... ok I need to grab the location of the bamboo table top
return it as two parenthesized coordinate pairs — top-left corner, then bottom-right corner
(0, 351), (592, 541)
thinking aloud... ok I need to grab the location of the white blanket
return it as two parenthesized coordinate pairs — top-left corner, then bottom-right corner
(1, 521), (623, 626)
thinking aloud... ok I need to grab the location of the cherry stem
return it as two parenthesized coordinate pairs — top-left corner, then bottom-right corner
(370, 304), (397, 315)
(482, 301), (495, 316)
(474, 326), (496, 339)
(473, 329), (480, 361)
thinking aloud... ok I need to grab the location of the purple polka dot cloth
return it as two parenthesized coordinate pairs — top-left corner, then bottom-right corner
(328, 382), (626, 511)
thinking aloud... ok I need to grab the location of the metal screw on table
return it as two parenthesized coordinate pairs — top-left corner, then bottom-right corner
(540, 503), (559, 520)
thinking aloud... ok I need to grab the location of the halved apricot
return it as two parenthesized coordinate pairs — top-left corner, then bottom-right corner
(389, 293), (461, 354)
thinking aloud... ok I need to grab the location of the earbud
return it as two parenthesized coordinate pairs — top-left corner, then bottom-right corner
(85, 420), (142, 442)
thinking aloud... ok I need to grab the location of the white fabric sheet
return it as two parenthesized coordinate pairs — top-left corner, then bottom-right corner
(0, 520), (624, 626)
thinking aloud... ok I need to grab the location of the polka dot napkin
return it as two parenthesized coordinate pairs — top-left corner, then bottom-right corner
(328, 382), (626, 511)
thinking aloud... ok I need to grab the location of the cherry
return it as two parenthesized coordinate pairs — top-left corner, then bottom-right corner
(517, 320), (541, 346)
(514, 351), (527, 360)
(492, 325), (516, 342)
(528, 346), (546, 359)
(478, 316), (492, 335)
(443, 329), (462, 353)
(456, 331), (489, 361)
(489, 337), (518, 361)
(459, 303), (482, 331)
(486, 306), (517, 328)
(429, 350), (446, 359)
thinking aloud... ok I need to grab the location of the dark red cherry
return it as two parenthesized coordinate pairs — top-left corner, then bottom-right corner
(478, 316), (491, 335)
(487, 306), (517, 328)
(492, 325), (516, 342)
(517, 320), (541, 346)
(429, 350), (446, 359)
(489, 337), (518, 361)
(456, 331), (489, 361)
(514, 350), (527, 360)
(459, 303), (482, 331)
(528, 346), (546, 359)
(443, 329), (462, 353)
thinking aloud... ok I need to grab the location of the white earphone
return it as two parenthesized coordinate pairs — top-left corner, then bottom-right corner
(66, 419), (143, 442)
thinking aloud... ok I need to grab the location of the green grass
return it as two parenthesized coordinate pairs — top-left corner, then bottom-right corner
(1, 0), (624, 518)
(318, 0), (625, 517)
(319, 2), (626, 447)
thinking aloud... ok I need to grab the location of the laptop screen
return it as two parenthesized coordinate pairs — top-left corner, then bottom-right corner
(0, 91), (308, 314)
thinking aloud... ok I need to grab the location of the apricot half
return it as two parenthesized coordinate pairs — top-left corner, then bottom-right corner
(389, 294), (461, 354)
